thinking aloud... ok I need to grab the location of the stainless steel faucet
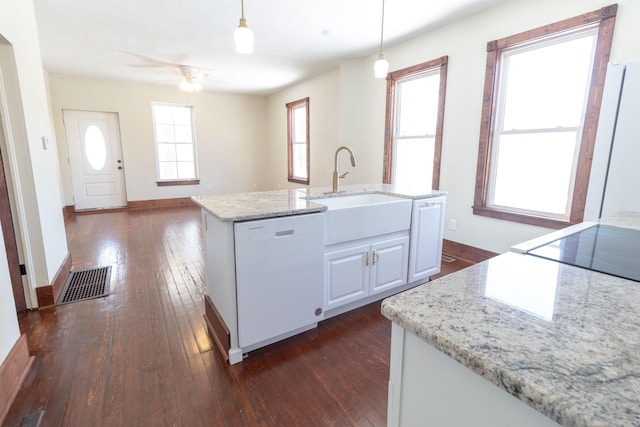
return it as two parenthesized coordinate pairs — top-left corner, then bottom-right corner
(332, 146), (357, 193)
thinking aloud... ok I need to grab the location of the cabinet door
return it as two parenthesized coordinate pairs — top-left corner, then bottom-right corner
(325, 243), (370, 310)
(408, 197), (446, 283)
(370, 236), (409, 294)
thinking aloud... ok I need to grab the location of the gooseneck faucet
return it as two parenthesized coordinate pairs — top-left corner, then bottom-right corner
(332, 146), (357, 193)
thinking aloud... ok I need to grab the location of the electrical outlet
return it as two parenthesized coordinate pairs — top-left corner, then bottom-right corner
(449, 219), (457, 231)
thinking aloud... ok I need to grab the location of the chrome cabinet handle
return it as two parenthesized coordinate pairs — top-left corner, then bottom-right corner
(365, 251), (369, 266)
(372, 251), (379, 265)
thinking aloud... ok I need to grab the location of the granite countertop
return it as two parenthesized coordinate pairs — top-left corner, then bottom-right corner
(191, 183), (446, 222)
(381, 212), (640, 427)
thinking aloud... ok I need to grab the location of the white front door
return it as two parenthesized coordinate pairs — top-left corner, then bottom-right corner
(63, 110), (127, 210)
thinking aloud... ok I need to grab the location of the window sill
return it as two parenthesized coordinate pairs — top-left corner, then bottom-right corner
(287, 177), (309, 185)
(156, 179), (200, 187)
(472, 206), (575, 230)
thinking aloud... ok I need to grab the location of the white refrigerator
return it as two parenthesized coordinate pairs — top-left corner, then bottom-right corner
(584, 60), (640, 220)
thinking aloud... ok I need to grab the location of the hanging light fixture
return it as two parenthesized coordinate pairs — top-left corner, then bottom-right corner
(234, 0), (254, 54)
(374, 0), (389, 78)
(179, 79), (202, 93)
(179, 66), (203, 93)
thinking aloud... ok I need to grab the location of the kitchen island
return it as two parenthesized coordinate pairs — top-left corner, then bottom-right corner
(192, 184), (447, 364)
(192, 183), (445, 222)
(382, 212), (640, 426)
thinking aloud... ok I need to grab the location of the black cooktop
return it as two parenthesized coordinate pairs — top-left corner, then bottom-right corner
(528, 224), (640, 282)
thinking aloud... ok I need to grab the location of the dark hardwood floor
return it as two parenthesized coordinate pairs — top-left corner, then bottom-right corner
(4, 206), (471, 427)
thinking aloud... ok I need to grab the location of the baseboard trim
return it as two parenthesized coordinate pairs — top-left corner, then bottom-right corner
(63, 197), (196, 218)
(127, 198), (196, 210)
(204, 295), (230, 361)
(442, 239), (498, 264)
(0, 334), (34, 424)
(35, 252), (72, 309)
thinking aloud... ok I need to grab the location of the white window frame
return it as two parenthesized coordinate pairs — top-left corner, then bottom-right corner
(151, 103), (199, 185)
(486, 29), (598, 220)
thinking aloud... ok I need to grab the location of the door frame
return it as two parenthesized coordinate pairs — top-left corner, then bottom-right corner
(0, 40), (29, 311)
(0, 114), (25, 311)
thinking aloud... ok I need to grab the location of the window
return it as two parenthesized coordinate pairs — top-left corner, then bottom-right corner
(84, 125), (107, 171)
(473, 5), (617, 228)
(383, 56), (448, 189)
(152, 103), (199, 185)
(287, 98), (310, 185)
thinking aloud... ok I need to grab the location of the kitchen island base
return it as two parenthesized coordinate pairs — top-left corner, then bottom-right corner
(388, 323), (559, 427)
(193, 185), (447, 364)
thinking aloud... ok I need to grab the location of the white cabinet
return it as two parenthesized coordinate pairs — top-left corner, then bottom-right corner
(325, 234), (409, 310)
(387, 323), (560, 427)
(408, 196), (446, 283)
(371, 237), (410, 294)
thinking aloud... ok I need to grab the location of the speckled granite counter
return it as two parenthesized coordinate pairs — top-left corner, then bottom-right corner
(191, 183), (446, 222)
(382, 212), (640, 427)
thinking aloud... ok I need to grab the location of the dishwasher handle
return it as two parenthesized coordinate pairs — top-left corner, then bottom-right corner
(275, 229), (295, 238)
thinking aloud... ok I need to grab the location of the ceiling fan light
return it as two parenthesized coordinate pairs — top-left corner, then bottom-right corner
(374, 53), (389, 78)
(234, 18), (254, 54)
(179, 80), (202, 93)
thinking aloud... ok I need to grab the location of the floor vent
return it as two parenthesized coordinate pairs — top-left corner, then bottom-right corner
(58, 266), (111, 305)
(442, 255), (457, 263)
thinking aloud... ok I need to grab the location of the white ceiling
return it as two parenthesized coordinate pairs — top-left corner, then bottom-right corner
(33, 0), (507, 95)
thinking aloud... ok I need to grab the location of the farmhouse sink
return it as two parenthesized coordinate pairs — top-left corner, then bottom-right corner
(311, 193), (412, 244)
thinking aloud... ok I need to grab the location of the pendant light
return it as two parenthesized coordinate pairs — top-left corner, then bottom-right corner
(234, 0), (254, 54)
(374, 0), (389, 78)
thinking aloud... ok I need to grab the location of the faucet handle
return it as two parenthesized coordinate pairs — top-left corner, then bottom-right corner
(339, 171), (349, 179)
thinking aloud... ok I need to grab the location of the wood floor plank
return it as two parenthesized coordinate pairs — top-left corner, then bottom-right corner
(59, 301), (113, 426)
(4, 205), (471, 427)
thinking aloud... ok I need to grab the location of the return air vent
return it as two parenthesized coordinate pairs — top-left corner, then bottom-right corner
(58, 266), (111, 305)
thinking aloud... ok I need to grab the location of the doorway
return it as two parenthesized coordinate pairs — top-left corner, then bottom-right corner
(0, 39), (28, 312)
(63, 110), (127, 210)
(0, 114), (26, 312)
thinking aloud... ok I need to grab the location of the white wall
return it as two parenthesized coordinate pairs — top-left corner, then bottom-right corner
(334, 0), (640, 254)
(0, 0), (69, 360)
(338, 59), (388, 185)
(264, 68), (341, 190)
(48, 73), (268, 204)
(263, 62), (387, 188)
(1, 6), (68, 295)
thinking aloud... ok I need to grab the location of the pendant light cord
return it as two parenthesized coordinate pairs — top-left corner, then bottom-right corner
(240, 0), (245, 19)
(379, 0), (385, 54)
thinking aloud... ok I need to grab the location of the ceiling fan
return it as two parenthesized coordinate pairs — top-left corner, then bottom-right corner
(120, 52), (212, 92)
(178, 65), (205, 93)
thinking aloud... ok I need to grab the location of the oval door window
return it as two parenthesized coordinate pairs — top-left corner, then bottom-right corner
(84, 125), (107, 170)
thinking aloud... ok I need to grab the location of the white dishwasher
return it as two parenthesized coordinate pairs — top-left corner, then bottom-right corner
(234, 213), (324, 349)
